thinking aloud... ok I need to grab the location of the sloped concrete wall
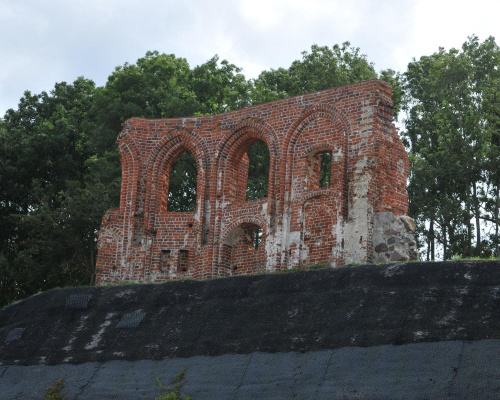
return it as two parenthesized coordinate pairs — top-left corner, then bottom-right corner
(2, 340), (499, 399)
(1, 261), (499, 399)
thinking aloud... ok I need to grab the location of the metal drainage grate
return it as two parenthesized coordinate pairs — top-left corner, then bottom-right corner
(66, 294), (93, 309)
(6, 327), (25, 343)
(116, 311), (146, 328)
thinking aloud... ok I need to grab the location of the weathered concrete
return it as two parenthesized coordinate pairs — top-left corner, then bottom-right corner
(1, 261), (499, 366)
(1, 340), (499, 399)
(1, 261), (499, 399)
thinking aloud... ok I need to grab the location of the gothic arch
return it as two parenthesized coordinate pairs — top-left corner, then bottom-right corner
(144, 128), (209, 230)
(116, 130), (141, 216)
(215, 118), (279, 204)
(285, 103), (351, 150)
(221, 216), (268, 242)
(284, 104), (350, 215)
(219, 216), (268, 277)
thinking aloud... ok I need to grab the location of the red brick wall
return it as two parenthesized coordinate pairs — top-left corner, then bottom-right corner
(96, 79), (412, 284)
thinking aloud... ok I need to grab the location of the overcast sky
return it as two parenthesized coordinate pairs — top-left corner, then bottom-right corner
(1, 0), (500, 116)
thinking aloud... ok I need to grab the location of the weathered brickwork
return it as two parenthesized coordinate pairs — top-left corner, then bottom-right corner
(96, 79), (416, 284)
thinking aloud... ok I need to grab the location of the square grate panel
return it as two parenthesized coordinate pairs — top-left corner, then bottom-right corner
(5, 327), (25, 343)
(66, 294), (93, 309)
(116, 311), (146, 328)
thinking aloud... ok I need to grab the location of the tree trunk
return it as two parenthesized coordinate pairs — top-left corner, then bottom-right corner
(443, 224), (448, 260)
(473, 183), (481, 257)
(496, 185), (499, 258)
(429, 219), (435, 260)
(465, 180), (473, 256)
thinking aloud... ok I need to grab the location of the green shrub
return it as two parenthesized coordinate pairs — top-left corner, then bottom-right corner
(44, 379), (65, 400)
(155, 369), (192, 400)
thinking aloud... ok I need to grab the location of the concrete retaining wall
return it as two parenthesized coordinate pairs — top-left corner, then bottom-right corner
(1, 261), (499, 399)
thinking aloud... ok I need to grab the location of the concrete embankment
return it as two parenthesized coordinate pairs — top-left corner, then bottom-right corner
(1, 261), (499, 399)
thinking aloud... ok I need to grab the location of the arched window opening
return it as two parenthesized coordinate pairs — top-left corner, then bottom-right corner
(246, 140), (270, 200)
(253, 228), (263, 249)
(319, 151), (332, 188)
(308, 149), (332, 190)
(167, 150), (197, 212)
(220, 222), (266, 276)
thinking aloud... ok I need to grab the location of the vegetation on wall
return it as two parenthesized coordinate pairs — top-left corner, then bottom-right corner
(1, 37), (499, 307)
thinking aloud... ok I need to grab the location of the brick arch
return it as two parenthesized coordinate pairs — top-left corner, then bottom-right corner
(221, 216), (268, 243)
(284, 104), (350, 215)
(304, 141), (348, 195)
(285, 103), (351, 149)
(215, 118), (279, 204)
(117, 130), (141, 215)
(144, 128), (209, 230)
(285, 104), (349, 171)
(95, 82), (414, 284)
(219, 217), (267, 277)
(116, 131), (143, 265)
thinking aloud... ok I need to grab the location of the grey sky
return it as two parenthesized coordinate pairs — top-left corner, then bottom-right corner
(1, 0), (499, 116)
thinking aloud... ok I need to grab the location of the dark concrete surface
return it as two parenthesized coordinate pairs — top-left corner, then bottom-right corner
(1, 340), (499, 399)
(1, 261), (499, 399)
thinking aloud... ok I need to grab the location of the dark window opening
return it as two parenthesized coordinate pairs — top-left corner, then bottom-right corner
(178, 250), (189, 272)
(319, 151), (332, 188)
(246, 140), (270, 200)
(253, 228), (263, 249)
(167, 150), (197, 212)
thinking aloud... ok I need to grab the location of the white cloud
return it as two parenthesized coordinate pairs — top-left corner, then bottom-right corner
(1, 0), (500, 115)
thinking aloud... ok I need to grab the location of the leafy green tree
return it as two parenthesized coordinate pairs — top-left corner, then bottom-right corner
(167, 151), (198, 212)
(246, 140), (270, 200)
(252, 42), (378, 104)
(90, 51), (200, 155)
(0, 78), (98, 305)
(403, 36), (500, 259)
(379, 69), (404, 119)
(191, 55), (252, 115)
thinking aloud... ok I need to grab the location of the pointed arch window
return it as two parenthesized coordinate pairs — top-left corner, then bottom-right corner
(245, 140), (270, 200)
(167, 150), (197, 212)
(319, 151), (332, 188)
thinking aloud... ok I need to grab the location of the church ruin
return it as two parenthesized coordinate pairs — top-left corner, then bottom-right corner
(96, 79), (416, 284)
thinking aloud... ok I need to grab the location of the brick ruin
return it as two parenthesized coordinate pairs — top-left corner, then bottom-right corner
(96, 79), (417, 284)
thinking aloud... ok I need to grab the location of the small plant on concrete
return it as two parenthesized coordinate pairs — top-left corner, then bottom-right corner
(44, 379), (65, 400)
(155, 369), (192, 400)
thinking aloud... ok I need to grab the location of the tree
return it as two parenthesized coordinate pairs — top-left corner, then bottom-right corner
(167, 151), (198, 212)
(403, 36), (500, 259)
(379, 69), (404, 119)
(252, 42), (378, 104)
(0, 78), (98, 305)
(89, 51), (200, 155)
(191, 55), (252, 115)
(246, 140), (270, 200)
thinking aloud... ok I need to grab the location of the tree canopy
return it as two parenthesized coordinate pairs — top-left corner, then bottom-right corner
(403, 35), (500, 260)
